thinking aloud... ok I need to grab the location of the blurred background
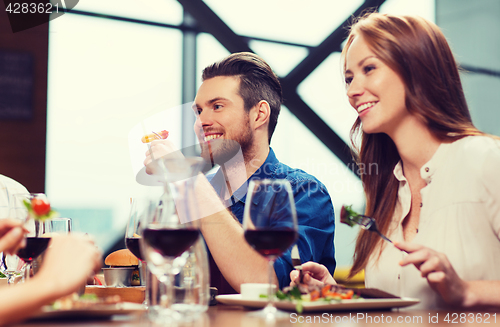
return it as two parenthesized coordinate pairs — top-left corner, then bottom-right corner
(0, 0), (499, 269)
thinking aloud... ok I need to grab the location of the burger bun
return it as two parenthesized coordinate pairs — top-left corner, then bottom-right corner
(105, 249), (139, 267)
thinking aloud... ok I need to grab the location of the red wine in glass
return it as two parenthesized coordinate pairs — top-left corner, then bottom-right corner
(17, 237), (51, 263)
(143, 228), (200, 258)
(244, 229), (298, 259)
(125, 237), (143, 261)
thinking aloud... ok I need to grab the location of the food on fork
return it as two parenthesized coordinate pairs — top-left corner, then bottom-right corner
(340, 205), (393, 244)
(141, 130), (169, 143)
(340, 205), (362, 227)
(22, 196), (58, 221)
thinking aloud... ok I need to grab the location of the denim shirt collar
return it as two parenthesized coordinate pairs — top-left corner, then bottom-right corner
(208, 147), (278, 205)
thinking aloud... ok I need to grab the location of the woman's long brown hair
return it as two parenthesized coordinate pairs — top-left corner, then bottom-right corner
(343, 13), (483, 278)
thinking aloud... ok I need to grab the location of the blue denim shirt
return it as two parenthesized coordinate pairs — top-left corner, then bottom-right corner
(207, 148), (336, 292)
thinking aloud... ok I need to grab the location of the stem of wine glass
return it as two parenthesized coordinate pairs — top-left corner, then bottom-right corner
(140, 260), (148, 307)
(159, 259), (176, 316)
(24, 263), (31, 281)
(7, 273), (16, 285)
(267, 259), (275, 309)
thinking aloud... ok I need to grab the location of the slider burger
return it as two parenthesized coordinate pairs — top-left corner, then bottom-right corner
(104, 249), (141, 286)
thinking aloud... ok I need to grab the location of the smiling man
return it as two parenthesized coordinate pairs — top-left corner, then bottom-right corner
(145, 52), (335, 294)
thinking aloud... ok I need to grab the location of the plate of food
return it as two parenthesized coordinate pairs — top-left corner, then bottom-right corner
(30, 294), (145, 320)
(216, 284), (419, 313)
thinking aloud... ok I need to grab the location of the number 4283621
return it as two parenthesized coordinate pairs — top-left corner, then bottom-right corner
(5, 2), (59, 14)
(444, 313), (496, 324)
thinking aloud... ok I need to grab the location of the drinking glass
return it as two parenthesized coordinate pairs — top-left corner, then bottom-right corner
(125, 198), (153, 262)
(12, 193), (52, 281)
(125, 198), (157, 309)
(139, 157), (204, 322)
(50, 218), (71, 234)
(242, 179), (298, 320)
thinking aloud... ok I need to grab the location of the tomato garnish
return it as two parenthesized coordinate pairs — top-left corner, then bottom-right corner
(31, 198), (51, 215)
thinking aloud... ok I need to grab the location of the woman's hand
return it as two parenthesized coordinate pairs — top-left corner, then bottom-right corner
(395, 241), (468, 306)
(289, 261), (336, 287)
(35, 234), (102, 298)
(0, 219), (27, 254)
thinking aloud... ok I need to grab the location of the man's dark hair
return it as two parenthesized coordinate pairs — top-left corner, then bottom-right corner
(201, 52), (283, 143)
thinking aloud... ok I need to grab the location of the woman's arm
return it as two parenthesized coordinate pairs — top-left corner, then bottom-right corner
(396, 241), (500, 309)
(0, 234), (102, 326)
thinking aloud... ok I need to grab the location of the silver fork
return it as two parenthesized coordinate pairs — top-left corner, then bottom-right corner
(351, 214), (393, 244)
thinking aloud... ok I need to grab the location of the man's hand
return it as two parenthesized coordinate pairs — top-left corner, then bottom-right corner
(143, 139), (184, 175)
(0, 219), (27, 254)
(289, 261), (336, 287)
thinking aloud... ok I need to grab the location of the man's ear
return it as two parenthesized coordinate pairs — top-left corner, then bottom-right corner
(252, 100), (270, 130)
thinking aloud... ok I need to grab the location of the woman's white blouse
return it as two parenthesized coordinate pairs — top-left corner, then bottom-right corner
(0, 174), (29, 218)
(365, 136), (500, 310)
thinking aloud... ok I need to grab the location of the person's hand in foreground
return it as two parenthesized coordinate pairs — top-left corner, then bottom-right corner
(396, 241), (470, 306)
(0, 234), (102, 326)
(0, 218), (27, 255)
(35, 234), (102, 297)
(289, 261), (336, 288)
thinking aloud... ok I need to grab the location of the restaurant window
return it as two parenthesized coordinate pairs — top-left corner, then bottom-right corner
(46, 9), (182, 251)
(46, 0), (435, 266)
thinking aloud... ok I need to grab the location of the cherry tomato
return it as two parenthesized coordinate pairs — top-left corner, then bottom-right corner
(31, 198), (50, 215)
(310, 289), (320, 301)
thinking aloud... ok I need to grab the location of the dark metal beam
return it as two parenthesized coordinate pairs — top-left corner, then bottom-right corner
(279, 0), (386, 172)
(177, 0), (252, 53)
(281, 0), (387, 89)
(67, 9), (186, 30)
(178, 0), (386, 176)
(68, 9), (316, 50)
(461, 64), (500, 78)
(282, 90), (355, 173)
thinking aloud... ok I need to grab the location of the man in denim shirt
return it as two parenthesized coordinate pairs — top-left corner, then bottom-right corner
(145, 52), (335, 294)
(207, 148), (335, 294)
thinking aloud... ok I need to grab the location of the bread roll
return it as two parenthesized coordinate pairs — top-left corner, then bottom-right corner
(104, 249), (139, 267)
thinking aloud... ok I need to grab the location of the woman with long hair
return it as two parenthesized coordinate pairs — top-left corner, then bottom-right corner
(292, 12), (500, 309)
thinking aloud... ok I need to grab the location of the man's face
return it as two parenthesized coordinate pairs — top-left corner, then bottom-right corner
(193, 76), (253, 164)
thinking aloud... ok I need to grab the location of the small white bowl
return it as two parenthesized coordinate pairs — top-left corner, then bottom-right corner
(240, 283), (276, 300)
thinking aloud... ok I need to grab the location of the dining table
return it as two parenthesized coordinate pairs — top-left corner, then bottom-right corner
(12, 304), (500, 326)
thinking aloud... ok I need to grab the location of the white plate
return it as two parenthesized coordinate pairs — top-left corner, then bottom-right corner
(216, 294), (419, 312)
(31, 302), (145, 320)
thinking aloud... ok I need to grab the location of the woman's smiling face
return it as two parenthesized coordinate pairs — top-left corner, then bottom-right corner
(344, 35), (409, 136)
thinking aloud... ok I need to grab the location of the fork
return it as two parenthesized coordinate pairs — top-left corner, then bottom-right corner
(349, 214), (393, 244)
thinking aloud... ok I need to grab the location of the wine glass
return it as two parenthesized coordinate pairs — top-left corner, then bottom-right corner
(12, 193), (52, 281)
(139, 198), (200, 321)
(242, 179), (298, 320)
(139, 157), (204, 322)
(125, 198), (152, 262)
(125, 198), (156, 308)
